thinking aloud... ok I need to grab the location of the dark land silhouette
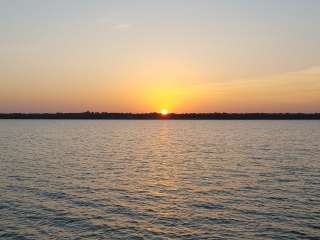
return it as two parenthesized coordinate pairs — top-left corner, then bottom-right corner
(0, 112), (319, 120)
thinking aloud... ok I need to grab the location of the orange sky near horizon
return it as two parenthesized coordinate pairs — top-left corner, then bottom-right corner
(1, 1), (320, 113)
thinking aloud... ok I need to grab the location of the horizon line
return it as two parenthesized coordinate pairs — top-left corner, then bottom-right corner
(1, 112), (320, 120)
(1, 111), (320, 114)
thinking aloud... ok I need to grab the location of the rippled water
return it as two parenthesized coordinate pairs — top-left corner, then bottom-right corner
(0, 120), (319, 239)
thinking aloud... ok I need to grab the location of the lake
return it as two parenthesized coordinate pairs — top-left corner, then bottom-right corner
(0, 120), (319, 239)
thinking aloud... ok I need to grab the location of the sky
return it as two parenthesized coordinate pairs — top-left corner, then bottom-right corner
(1, 0), (320, 113)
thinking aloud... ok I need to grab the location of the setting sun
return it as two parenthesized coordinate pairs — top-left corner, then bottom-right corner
(161, 109), (168, 115)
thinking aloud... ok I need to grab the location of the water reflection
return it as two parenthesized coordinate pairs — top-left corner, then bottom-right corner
(0, 120), (319, 239)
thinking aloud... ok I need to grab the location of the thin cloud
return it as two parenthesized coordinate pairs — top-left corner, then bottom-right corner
(97, 18), (132, 30)
(112, 23), (131, 29)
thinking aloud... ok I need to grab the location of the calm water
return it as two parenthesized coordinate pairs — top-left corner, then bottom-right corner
(0, 120), (319, 239)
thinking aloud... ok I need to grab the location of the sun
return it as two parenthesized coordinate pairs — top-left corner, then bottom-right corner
(161, 109), (168, 115)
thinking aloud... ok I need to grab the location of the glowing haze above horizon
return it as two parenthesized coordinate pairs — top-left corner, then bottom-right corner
(1, 0), (320, 113)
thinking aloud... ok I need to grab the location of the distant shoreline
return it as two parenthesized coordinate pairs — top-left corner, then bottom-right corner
(0, 112), (319, 120)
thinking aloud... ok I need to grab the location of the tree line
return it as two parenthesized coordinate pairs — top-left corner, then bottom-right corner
(0, 112), (319, 120)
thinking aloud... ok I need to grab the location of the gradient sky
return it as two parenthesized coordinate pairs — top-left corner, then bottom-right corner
(1, 0), (320, 113)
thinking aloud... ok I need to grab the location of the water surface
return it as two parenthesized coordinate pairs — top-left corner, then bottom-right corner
(0, 120), (319, 239)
